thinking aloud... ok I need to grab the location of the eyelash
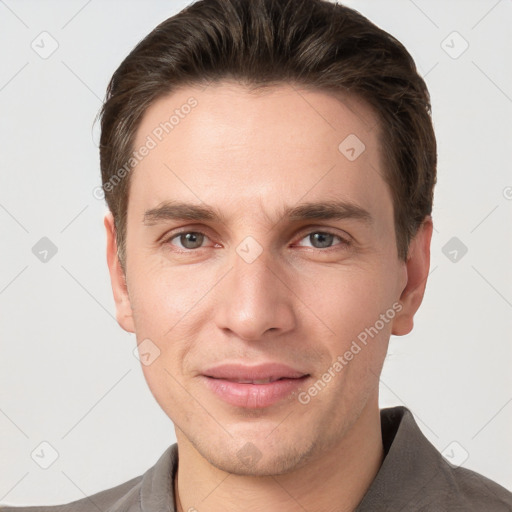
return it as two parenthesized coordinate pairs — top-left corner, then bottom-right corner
(162, 229), (351, 252)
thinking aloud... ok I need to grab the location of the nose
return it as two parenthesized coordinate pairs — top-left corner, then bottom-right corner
(213, 243), (296, 342)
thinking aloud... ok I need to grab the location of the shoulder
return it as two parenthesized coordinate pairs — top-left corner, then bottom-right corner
(358, 407), (512, 511)
(398, 406), (512, 510)
(0, 443), (178, 512)
(0, 473), (143, 512)
(429, 462), (512, 511)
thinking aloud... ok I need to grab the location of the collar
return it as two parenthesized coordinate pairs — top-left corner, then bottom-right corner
(355, 406), (444, 510)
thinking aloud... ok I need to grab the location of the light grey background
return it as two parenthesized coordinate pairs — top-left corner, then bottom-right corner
(1, 0), (511, 506)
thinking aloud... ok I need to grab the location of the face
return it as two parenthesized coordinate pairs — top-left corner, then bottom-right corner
(106, 81), (430, 476)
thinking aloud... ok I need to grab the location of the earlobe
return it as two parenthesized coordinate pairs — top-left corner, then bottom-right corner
(104, 212), (135, 333)
(391, 216), (433, 336)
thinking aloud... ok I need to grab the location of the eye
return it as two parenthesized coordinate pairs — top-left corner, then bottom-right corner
(163, 229), (350, 252)
(166, 231), (212, 250)
(295, 231), (349, 250)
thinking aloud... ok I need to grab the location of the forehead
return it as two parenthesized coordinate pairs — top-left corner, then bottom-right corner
(128, 81), (391, 229)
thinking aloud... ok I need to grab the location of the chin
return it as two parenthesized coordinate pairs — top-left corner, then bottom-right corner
(196, 434), (318, 477)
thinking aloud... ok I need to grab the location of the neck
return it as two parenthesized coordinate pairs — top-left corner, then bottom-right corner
(174, 396), (383, 512)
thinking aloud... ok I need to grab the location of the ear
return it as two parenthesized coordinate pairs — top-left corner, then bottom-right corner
(391, 216), (433, 336)
(105, 212), (135, 333)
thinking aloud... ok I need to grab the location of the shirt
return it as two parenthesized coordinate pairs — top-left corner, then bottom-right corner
(1, 406), (511, 511)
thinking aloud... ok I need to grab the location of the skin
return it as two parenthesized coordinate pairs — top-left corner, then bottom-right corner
(105, 81), (432, 512)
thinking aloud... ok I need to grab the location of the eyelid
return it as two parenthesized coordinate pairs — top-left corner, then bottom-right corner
(163, 229), (215, 250)
(293, 225), (352, 244)
(158, 224), (214, 243)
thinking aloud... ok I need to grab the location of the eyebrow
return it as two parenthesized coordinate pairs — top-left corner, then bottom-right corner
(142, 199), (373, 227)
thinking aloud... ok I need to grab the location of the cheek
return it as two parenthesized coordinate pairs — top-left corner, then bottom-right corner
(128, 265), (197, 413)
(127, 260), (216, 381)
(128, 258), (202, 334)
(301, 263), (396, 385)
(304, 265), (390, 330)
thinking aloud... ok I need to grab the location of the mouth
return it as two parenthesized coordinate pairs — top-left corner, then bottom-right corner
(216, 377), (294, 384)
(203, 362), (308, 381)
(201, 363), (310, 408)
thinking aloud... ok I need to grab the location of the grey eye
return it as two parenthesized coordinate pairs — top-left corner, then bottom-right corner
(308, 232), (335, 249)
(173, 232), (206, 250)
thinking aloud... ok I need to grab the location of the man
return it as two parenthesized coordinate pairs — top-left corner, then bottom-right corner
(2, 0), (511, 510)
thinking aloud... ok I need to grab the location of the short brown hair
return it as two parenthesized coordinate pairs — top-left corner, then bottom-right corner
(99, 0), (436, 270)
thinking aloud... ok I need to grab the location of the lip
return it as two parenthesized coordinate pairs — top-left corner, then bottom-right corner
(203, 362), (307, 381)
(201, 363), (310, 408)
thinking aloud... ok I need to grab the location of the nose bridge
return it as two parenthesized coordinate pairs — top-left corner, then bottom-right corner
(213, 235), (295, 340)
(234, 237), (275, 294)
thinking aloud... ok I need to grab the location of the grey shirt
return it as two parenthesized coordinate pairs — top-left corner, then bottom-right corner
(2, 406), (511, 511)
